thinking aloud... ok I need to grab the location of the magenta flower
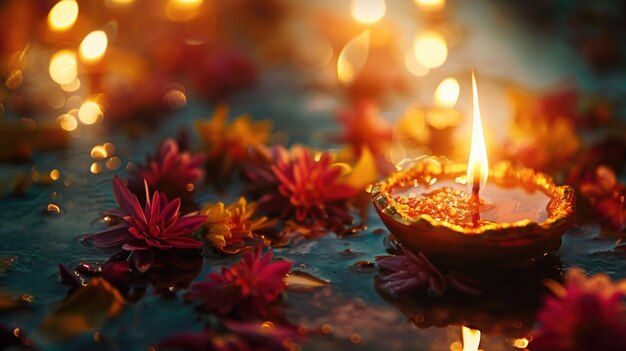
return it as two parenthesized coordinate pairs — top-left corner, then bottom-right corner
(187, 249), (291, 318)
(531, 268), (626, 351)
(246, 145), (356, 228)
(128, 138), (204, 207)
(376, 248), (481, 296)
(84, 176), (205, 272)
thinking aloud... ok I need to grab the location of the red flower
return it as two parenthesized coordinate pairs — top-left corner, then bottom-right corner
(376, 248), (481, 296)
(335, 99), (393, 157)
(128, 138), (204, 207)
(194, 48), (258, 103)
(187, 249), (291, 318)
(84, 176), (205, 272)
(531, 268), (626, 351)
(246, 146), (356, 228)
(578, 165), (626, 232)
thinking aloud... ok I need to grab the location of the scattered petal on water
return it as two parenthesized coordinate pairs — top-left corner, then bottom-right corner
(40, 278), (124, 341)
(59, 264), (81, 289)
(285, 271), (330, 292)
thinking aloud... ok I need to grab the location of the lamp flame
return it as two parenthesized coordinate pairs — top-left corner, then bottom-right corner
(461, 326), (481, 351)
(466, 72), (488, 194)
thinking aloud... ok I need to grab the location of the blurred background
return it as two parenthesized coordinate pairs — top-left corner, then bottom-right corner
(2, 0), (625, 172)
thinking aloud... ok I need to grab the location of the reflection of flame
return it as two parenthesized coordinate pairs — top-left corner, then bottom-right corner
(48, 0), (79, 31)
(434, 77), (459, 109)
(337, 29), (370, 85)
(461, 326), (481, 351)
(413, 30), (447, 69)
(351, 0), (386, 24)
(466, 72), (488, 194)
(414, 0), (445, 12)
(49, 50), (78, 85)
(79, 31), (108, 63)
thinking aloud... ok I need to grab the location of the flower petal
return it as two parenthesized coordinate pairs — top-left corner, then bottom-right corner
(133, 249), (155, 273)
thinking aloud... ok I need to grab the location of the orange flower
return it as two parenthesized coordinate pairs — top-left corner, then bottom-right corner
(505, 88), (582, 173)
(335, 99), (393, 157)
(195, 104), (272, 184)
(202, 197), (275, 253)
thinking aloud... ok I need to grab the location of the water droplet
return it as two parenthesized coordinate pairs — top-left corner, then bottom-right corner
(349, 260), (377, 273)
(0, 256), (17, 273)
(285, 271), (329, 292)
(382, 234), (402, 254)
(76, 261), (104, 275)
(44, 203), (62, 216)
(340, 248), (358, 257)
(372, 228), (387, 236)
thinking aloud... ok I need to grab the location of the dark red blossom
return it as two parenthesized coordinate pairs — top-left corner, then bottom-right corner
(376, 247), (481, 296)
(84, 176), (205, 272)
(531, 268), (626, 351)
(577, 165), (626, 232)
(194, 48), (258, 103)
(128, 138), (204, 208)
(187, 249), (291, 318)
(245, 145), (357, 229)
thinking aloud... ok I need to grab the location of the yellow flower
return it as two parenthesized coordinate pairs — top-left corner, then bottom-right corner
(195, 104), (272, 162)
(201, 197), (275, 253)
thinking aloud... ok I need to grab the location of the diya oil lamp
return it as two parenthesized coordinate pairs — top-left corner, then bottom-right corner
(372, 73), (575, 268)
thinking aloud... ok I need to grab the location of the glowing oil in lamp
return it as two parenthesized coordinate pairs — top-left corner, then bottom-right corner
(371, 73), (575, 267)
(391, 73), (551, 227)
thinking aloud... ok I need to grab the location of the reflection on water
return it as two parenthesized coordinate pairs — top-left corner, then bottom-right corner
(0, 104), (622, 350)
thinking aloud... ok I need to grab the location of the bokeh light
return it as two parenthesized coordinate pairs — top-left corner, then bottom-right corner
(78, 101), (103, 124)
(166, 0), (204, 22)
(404, 50), (429, 77)
(434, 77), (460, 108)
(79, 31), (108, 63)
(292, 39), (334, 70)
(413, 30), (448, 69)
(337, 29), (370, 85)
(90, 145), (108, 159)
(163, 89), (187, 109)
(414, 0), (445, 12)
(57, 114), (78, 131)
(61, 78), (81, 92)
(48, 0), (79, 31)
(49, 50), (78, 85)
(351, 0), (386, 24)
(5, 69), (23, 89)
